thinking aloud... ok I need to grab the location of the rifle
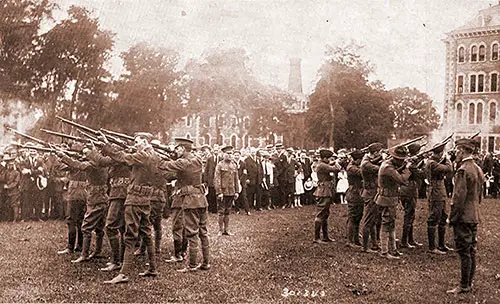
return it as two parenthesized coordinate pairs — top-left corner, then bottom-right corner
(41, 129), (95, 145)
(101, 128), (172, 153)
(468, 131), (480, 139)
(11, 143), (80, 157)
(56, 116), (100, 136)
(57, 116), (133, 150)
(389, 135), (426, 150)
(100, 128), (134, 141)
(408, 133), (454, 164)
(6, 127), (50, 147)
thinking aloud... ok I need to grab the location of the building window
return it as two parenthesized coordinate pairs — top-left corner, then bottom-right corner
(471, 46), (478, 62)
(490, 102), (496, 123)
(231, 135), (237, 148)
(186, 133), (191, 140)
(470, 75), (477, 92)
(186, 115), (192, 127)
(488, 136), (494, 152)
(469, 103), (475, 124)
(477, 102), (483, 124)
(492, 43), (499, 60)
(204, 134), (211, 146)
(456, 103), (463, 124)
(457, 75), (464, 93)
(491, 73), (498, 92)
(479, 45), (486, 61)
(478, 74), (485, 92)
(458, 47), (465, 63)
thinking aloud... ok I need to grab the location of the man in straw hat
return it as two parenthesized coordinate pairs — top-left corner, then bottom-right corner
(446, 139), (484, 294)
(376, 146), (410, 259)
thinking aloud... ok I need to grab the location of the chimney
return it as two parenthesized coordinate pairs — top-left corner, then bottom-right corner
(288, 58), (303, 94)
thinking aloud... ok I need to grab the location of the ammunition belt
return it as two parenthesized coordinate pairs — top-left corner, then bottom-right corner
(377, 187), (399, 197)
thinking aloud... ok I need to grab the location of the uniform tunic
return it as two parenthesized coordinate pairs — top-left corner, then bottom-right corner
(450, 157), (484, 289)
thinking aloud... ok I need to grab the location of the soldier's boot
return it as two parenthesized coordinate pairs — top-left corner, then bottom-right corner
(428, 226), (445, 254)
(154, 230), (162, 255)
(145, 238), (157, 274)
(390, 230), (403, 256)
(427, 226), (436, 250)
(166, 240), (184, 263)
(109, 237), (121, 265)
(400, 226), (413, 248)
(313, 221), (326, 244)
(89, 232), (104, 259)
(346, 218), (354, 244)
(135, 239), (146, 256)
(322, 220), (334, 242)
(13, 206), (21, 222)
(218, 215), (224, 235)
(72, 234), (91, 263)
(75, 227), (83, 252)
(353, 224), (361, 246)
(67, 227), (76, 252)
(438, 226), (453, 252)
(380, 230), (389, 255)
(200, 244), (210, 270)
(181, 238), (188, 258)
(408, 226), (422, 247)
(223, 215), (233, 235)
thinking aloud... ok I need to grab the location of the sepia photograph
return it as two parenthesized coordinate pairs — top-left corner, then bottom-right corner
(0, 0), (499, 303)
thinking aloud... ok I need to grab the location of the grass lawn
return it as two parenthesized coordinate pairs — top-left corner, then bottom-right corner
(0, 198), (499, 303)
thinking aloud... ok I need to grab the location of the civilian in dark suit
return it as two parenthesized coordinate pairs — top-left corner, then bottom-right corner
(233, 151), (250, 215)
(245, 148), (264, 211)
(202, 147), (218, 213)
(278, 148), (298, 208)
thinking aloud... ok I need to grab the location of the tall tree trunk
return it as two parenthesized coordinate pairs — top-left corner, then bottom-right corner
(69, 78), (79, 120)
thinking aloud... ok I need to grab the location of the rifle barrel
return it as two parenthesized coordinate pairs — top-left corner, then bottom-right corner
(6, 127), (49, 147)
(56, 116), (100, 136)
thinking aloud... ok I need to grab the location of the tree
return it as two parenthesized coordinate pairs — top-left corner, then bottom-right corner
(30, 6), (114, 128)
(185, 48), (260, 145)
(389, 87), (440, 139)
(0, 0), (54, 98)
(105, 43), (186, 136)
(307, 44), (394, 149)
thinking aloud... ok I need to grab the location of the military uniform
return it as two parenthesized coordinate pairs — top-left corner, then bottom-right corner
(159, 145), (210, 271)
(399, 145), (425, 247)
(137, 164), (174, 255)
(447, 139), (484, 294)
(58, 159), (87, 254)
(360, 153), (382, 251)
(425, 150), (453, 252)
(103, 143), (159, 283)
(313, 150), (340, 243)
(345, 152), (364, 246)
(88, 151), (130, 270)
(214, 154), (239, 235)
(376, 153), (410, 258)
(59, 151), (109, 262)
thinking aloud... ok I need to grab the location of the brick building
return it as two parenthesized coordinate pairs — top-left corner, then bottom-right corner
(169, 59), (308, 148)
(442, 3), (500, 151)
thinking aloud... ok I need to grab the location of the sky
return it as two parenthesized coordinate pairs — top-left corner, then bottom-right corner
(54, 0), (498, 114)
